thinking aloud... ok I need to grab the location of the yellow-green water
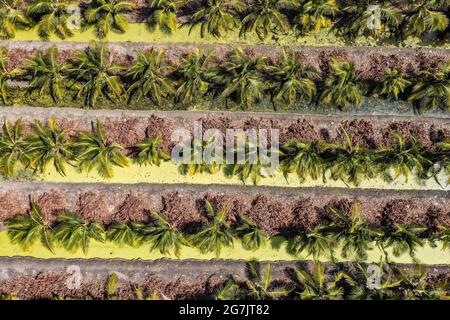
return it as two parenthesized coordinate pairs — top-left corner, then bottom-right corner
(12, 24), (449, 48)
(35, 161), (448, 190)
(0, 232), (448, 264)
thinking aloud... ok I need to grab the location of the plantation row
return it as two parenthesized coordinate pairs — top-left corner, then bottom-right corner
(0, 0), (448, 43)
(1, 118), (449, 186)
(4, 200), (450, 261)
(1, 44), (449, 112)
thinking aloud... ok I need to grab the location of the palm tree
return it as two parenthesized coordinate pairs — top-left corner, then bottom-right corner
(319, 57), (363, 110)
(244, 260), (291, 300)
(435, 139), (450, 184)
(0, 47), (12, 105)
(240, 0), (294, 40)
(209, 48), (266, 109)
(54, 212), (105, 254)
(147, 0), (183, 34)
(403, 0), (449, 38)
(141, 212), (186, 257)
(0, 0), (30, 39)
(178, 136), (222, 176)
(279, 140), (326, 183)
(0, 119), (29, 177)
(374, 68), (411, 101)
(398, 266), (449, 300)
(23, 46), (68, 103)
(70, 121), (129, 178)
(126, 49), (174, 105)
(27, 0), (76, 40)
(105, 272), (119, 299)
(378, 224), (427, 260)
(324, 128), (376, 186)
(335, 4), (402, 39)
(408, 63), (449, 113)
(327, 203), (380, 261)
(374, 132), (434, 183)
(85, 0), (134, 39)
(132, 135), (170, 166)
(235, 215), (268, 251)
(215, 277), (245, 300)
(175, 49), (213, 105)
(184, 0), (243, 38)
(294, 0), (338, 33)
(69, 42), (125, 108)
(190, 200), (234, 257)
(224, 141), (275, 185)
(293, 262), (344, 300)
(4, 202), (55, 253)
(287, 225), (333, 260)
(264, 50), (319, 109)
(24, 118), (73, 176)
(106, 221), (145, 247)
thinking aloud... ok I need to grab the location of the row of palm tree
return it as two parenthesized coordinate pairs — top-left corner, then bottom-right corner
(1, 44), (449, 112)
(0, 0), (448, 42)
(0, 117), (449, 185)
(215, 260), (450, 300)
(4, 201), (449, 261)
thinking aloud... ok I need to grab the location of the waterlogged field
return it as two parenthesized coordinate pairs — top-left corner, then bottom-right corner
(35, 162), (449, 191)
(0, 232), (447, 265)
(11, 24), (449, 49)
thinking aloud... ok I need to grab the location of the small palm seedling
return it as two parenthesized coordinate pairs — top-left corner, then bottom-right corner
(209, 48), (266, 109)
(27, 0), (76, 40)
(0, 119), (29, 177)
(327, 203), (379, 261)
(239, 0), (293, 40)
(5, 202), (55, 253)
(264, 50), (319, 109)
(215, 277), (245, 300)
(175, 49), (213, 105)
(126, 49), (174, 105)
(403, 0), (449, 38)
(293, 262), (344, 300)
(294, 0), (338, 33)
(244, 260), (291, 300)
(132, 135), (170, 166)
(70, 122), (129, 178)
(147, 0), (182, 34)
(0, 0), (30, 39)
(25, 118), (73, 176)
(22, 46), (68, 103)
(54, 212), (105, 254)
(224, 140), (275, 185)
(374, 132), (434, 183)
(377, 224), (427, 261)
(178, 136), (222, 176)
(69, 42), (125, 108)
(279, 140), (326, 183)
(287, 225), (333, 260)
(190, 200), (234, 257)
(106, 221), (145, 247)
(374, 68), (411, 101)
(0, 47), (12, 104)
(320, 58), (363, 110)
(324, 128), (376, 187)
(134, 287), (161, 300)
(184, 0), (243, 38)
(345, 262), (403, 300)
(105, 272), (119, 299)
(408, 63), (449, 113)
(334, 4), (402, 39)
(141, 212), (186, 257)
(235, 215), (268, 251)
(85, 0), (134, 39)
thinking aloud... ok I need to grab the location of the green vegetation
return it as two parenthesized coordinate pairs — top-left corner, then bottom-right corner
(1, 0), (448, 44)
(2, 45), (448, 113)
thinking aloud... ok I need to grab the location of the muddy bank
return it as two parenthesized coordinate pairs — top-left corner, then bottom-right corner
(0, 257), (448, 300)
(0, 41), (448, 82)
(0, 182), (448, 235)
(1, 107), (448, 153)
